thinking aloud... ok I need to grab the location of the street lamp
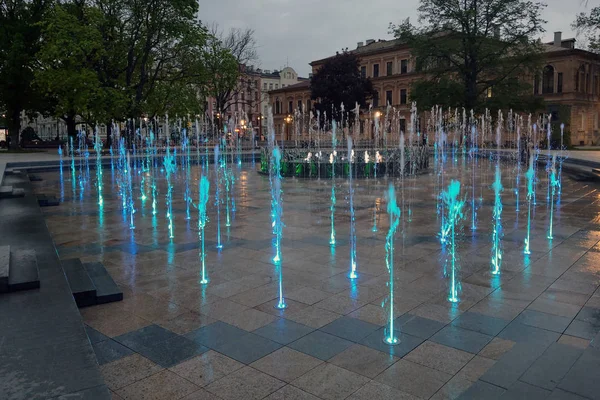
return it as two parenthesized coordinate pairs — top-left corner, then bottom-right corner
(284, 115), (292, 141)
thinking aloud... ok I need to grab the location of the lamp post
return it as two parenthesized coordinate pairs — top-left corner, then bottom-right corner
(284, 115), (292, 142)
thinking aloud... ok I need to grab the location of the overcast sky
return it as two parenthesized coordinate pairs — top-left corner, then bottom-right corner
(199, 0), (595, 77)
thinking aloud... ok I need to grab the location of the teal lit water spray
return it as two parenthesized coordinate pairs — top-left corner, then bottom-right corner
(330, 121), (337, 246)
(470, 125), (477, 231)
(384, 184), (401, 345)
(524, 148), (535, 254)
(214, 145), (223, 249)
(272, 146), (286, 309)
(348, 136), (358, 279)
(198, 175), (210, 284)
(441, 180), (465, 302)
(547, 154), (558, 240)
(558, 123), (564, 196)
(491, 118), (503, 275)
(164, 144), (175, 239)
(126, 151), (135, 230)
(94, 129), (103, 207)
(183, 128), (192, 220)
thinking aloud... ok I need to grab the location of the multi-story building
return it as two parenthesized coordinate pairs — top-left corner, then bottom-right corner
(270, 32), (600, 146)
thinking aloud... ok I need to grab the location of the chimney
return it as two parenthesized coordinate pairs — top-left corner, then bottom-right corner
(357, 41), (364, 48)
(554, 31), (562, 47)
(366, 39), (375, 45)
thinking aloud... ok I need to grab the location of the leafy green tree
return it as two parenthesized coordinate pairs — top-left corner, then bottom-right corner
(574, 6), (600, 54)
(202, 34), (240, 116)
(310, 51), (376, 124)
(390, 0), (546, 113)
(36, 2), (107, 138)
(0, 0), (50, 149)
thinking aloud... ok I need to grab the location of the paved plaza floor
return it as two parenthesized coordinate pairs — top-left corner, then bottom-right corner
(30, 157), (600, 400)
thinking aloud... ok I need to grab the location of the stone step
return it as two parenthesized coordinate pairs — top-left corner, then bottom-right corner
(83, 262), (123, 304)
(0, 186), (13, 198)
(8, 249), (40, 292)
(62, 259), (97, 308)
(36, 194), (60, 207)
(0, 245), (9, 293)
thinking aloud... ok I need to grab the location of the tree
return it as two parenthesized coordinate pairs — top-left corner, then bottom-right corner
(205, 25), (257, 115)
(0, 0), (50, 149)
(390, 0), (546, 113)
(574, 6), (600, 54)
(310, 51), (376, 124)
(36, 2), (108, 138)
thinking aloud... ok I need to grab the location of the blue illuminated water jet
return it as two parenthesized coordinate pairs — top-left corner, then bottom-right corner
(441, 180), (465, 302)
(524, 148), (535, 255)
(384, 184), (400, 345)
(330, 121), (337, 246)
(491, 164), (503, 275)
(548, 154), (558, 240)
(164, 143), (176, 239)
(271, 146), (286, 309)
(94, 131), (103, 207)
(348, 136), (358, 279)
(198, 175), (210, 284)
(214, 145), (223, 249)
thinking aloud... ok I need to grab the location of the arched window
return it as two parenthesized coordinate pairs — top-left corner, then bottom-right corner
(542, 65), (554, 94)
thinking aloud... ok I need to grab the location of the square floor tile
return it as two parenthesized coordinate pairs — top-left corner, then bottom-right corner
(100, 354), (163, 391)
(185, 321), (248, 349)
(500, 381), (551, 400)
(220, 308), (278, 331)
(251, 347), (322, 382)
(405, 341), (473, 375)
(498, 320), (561, 345)
(253, 319), (314, 345)
(288, 331), (353, 361)
(456, 356), (496, 382)
(114, 324), (178, 351)
(514, 310), (573, 333)
(86, 325), (109, 344)
(291, 363), (370, 400)
(456, 380), (505, 399)
(451, 311), (510, 336)
(286, 287), (332, 305)
(156, 311), (216, 335)
(430, 376), (473, 400)
(329, 344), (398, 378)
(431, 326), (493, 354)
(360, 327), (424, 358)
(92, 339), (134, 365)
(394, 314), (447, 339)
(205, 366), (285, 400)
(375, 359), (452, 399)
(169, 350), (244, 387)
(217, 333), (282, 364)
(320, 316), (380, 342)
(565, 319), (600, 340)
(478, 338), (516, 360)
(558, 347), (600, 400)
(263, 385), (320, 400)
(519, 342), (583, 390)
(134, 335), (210, 368)
(347, 381), (419, 400)
(285, 306), (341, 329)
(116, 369), (199, 400)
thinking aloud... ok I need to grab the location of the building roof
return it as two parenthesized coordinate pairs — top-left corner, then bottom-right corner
(310, 38), (407, 66)
(268, 80), (310, 95)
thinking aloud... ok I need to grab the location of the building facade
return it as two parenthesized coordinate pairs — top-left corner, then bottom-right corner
(269, 33), (600, 146)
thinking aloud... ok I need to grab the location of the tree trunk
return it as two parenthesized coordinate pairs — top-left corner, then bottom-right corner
(66, 115), (77, 139)
(7, 108), (21, 150)
(106, 122), (113, 149)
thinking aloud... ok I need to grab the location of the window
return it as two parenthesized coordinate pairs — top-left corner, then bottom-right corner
(399, 119), (406, 133)
(263, 105), (268, 115)
(400, 89), (407, 105)
(581, 113), (586, 130)
(360, 66), (366, 78)
(269, 83), (273, 90)
(594, 75), (599, 95)
(288, 101), (293, 113)
(386, 61), (393, 76)
(372, 91), (379, 107)
(275, 100), (280, 114)
(487, 87), (493, 98)
(373, 64), (379, 78)
(542, 65), (554, 94)
(297, 100), (302, 110)
(534, 74), (540, 94)
(557, 73), (563, 93)
(401, 59), (408, 74)
(263, 82), (267, 90)
(386, 90), (393, 105)
(306, 99), (311, 112)
(275, 84), (279, 89)
(595, 112), (599, 130)
(577, 65), (585, 92)
(282, 84), (286, 88)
